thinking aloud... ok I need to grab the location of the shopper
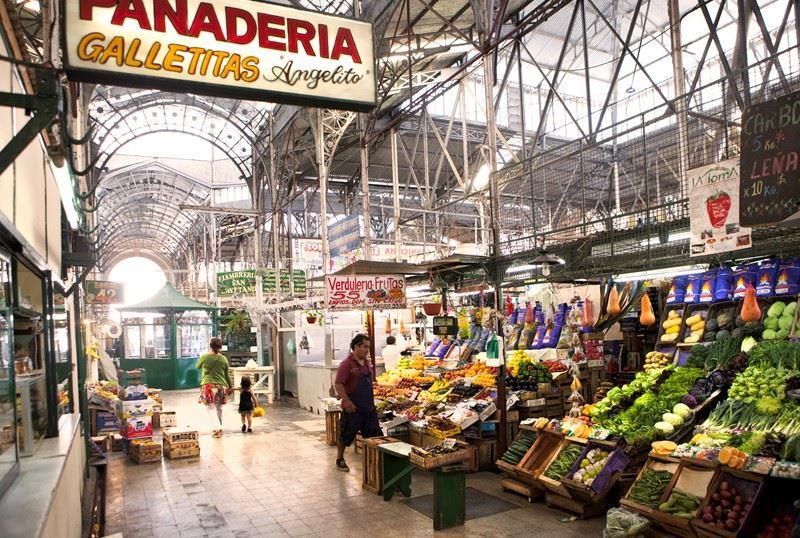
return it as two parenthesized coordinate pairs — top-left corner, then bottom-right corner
(335, 334), (382, 472)
(236, 376), (258, 433)
(381, 335), (401, 371)
(197, 337), (232, 438)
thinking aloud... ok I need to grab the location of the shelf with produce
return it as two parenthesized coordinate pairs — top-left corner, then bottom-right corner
(680, 304), (711, 345)
(758, 295), (799, 341)
(657, 305), (687, 347)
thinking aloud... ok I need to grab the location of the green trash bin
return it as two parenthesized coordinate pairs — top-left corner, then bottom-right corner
(432, 463), (466, 530)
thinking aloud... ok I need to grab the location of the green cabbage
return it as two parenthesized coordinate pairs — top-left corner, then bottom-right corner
(768, 302), (786, 318)
(672, 403), (692, 420)
(655, 421), (675, 435)
(662, 412), (684, 426)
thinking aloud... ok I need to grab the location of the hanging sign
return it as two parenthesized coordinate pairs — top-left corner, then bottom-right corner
(86, 280), (125, 304)
(740, 89), (800, 226)
(688, 158), (752, 256)
(326, 275), (406, 311)
(217, 269), (306, 296)
(64, 0), (376, 111)
(432, 316), (458, 336)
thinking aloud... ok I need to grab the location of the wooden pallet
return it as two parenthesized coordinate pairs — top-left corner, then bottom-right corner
(502, 477), (544, 503)
(545, 492), (607, 519)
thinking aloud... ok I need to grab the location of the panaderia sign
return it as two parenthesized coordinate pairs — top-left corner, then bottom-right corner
(64, 0), (376, 111)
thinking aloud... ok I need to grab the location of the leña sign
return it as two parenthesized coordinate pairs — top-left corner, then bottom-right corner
(64, 0), (376, 111)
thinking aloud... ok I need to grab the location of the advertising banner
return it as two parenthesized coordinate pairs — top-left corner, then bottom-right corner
(325, 275), (406, 311)
(688, 158), (752, 257)
(86, 280), (125, 304)
(217, 269), (306, 296)
(328, 215), (361, 259)
(64, 0), (376, 111)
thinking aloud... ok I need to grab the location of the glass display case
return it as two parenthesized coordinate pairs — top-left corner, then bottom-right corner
(123, 316), (171, 359)
(0, 253), (19, 495)
(176, 311), (212, 358)
(15, 373), (47, 456)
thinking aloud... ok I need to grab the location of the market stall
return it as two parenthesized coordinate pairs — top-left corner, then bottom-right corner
(118, 283), (217, 390)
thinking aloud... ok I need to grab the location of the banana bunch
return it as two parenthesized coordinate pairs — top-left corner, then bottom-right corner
(533, 417), (550, 429)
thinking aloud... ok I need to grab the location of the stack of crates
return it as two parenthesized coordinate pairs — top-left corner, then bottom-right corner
(117, 369), (157, 462)
(163, 428), (200, 459)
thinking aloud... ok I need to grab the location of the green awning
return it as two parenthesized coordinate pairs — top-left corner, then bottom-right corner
(117, 283), (216, 312)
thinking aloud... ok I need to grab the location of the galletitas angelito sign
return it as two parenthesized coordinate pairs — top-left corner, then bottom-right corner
(64, 0), (376, 111)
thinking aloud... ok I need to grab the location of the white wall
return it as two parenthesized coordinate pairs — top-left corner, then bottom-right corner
(0, 42), (63, 274)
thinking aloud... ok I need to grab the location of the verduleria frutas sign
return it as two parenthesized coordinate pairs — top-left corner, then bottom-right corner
(64, 0), (376, 111)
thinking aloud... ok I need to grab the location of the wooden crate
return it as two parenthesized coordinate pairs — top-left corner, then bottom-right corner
(561, 444), (628, 504)
(325, 410), (341, 446)
(516, 430), (563, 484)
(620, 454), (681, 517)
(502, 477), (545, 503)
(679, 303), (711, 344)
(162, 428), (199, 445)
(535, 439), (582, 499)
(129, 441), (162, 464)
(468, 438), (497, 472)
(651, 457), (718, 537)
(355, 434), (364, 455)
(362, 436), (397, 495)
(690, 468), (765, 538)
(545, 491), (607, 519)
(164, 443), (199, 460)
(410, 441), (472, 470)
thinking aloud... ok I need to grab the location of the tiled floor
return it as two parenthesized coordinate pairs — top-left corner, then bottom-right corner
(104, 391), (607, 537)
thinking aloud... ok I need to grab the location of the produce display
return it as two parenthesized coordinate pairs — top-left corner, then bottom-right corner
(543, 444), (583, 481)
(683, 313), (707, 344)
(702, 309), (735, 342)
(659, 489), (702, 520)
(625, 469), (673, 508)
(499, 431), (538, 466)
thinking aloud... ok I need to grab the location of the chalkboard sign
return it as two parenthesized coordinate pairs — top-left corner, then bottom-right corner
(740, 89), (800, 227)
(432, 316), (458, 336)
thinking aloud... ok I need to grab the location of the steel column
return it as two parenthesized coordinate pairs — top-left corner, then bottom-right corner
(669, 0), (690, 200)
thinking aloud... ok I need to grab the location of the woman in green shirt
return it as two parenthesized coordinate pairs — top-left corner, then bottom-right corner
(197, 337), (232, 438)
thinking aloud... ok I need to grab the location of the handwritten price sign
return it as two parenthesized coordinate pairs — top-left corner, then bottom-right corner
(740, 89), (800, 227)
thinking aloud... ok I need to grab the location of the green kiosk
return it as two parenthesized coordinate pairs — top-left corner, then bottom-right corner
(118, 283), (217, 390)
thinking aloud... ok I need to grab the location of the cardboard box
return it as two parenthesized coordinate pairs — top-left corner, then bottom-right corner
(159, 411), (177, 428)
(121, 416), (153, 439)
(163, 428), (199, 445)
(95, 410), (121, 434)
(115, 398), (155, 419)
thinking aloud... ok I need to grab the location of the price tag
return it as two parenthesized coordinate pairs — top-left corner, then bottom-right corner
(587, 360), (604, 369)
(408, 390), (419, 402)
(442, 438), (456, 449)
(464, 378), (472, 387)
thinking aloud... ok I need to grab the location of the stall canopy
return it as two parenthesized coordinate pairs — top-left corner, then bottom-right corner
(118, 282), (216, 312)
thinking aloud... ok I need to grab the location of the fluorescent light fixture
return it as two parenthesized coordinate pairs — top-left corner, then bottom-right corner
(506, 264), (539, 275)
(616, 264), (708, 282)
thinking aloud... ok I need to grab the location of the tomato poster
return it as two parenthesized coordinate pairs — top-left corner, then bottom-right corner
(325, 275), (406, 311)
(688, 158), (752, 257)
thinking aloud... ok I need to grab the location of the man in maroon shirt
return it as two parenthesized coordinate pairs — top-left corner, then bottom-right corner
(335, 334), (382, 472)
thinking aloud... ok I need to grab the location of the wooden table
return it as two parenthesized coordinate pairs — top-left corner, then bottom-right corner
(378, 441), (415, 501)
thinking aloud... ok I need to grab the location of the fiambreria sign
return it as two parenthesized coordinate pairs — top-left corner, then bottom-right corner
(63, 0), (376, 111)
